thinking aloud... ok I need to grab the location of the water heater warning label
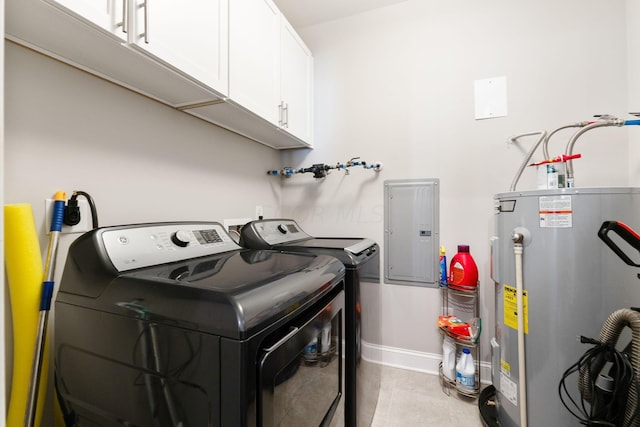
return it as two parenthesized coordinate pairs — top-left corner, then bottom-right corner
(539, 195), (572, 228)
(504, 284), (528, 334)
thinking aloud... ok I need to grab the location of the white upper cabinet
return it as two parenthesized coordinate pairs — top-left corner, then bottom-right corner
(130, 0), (228, 94)
(228, 0), (313, 145)
(49, 0), (127, 41)
(279, 16), (313, 143)
(6, 0), (227, 105)
(6, 0), (312, 149)
(228, 0), (280, 124)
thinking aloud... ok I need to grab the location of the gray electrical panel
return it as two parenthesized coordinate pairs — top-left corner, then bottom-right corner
(384, 179), (439, 287)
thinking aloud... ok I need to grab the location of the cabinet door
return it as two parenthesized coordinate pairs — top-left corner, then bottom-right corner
(46, 0), (127, 41)
(280, 17), (313, 143)
(131, 0), (228, 95)
(228, 0), (280, 124)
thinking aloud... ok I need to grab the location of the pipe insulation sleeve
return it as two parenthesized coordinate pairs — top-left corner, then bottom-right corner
(3, 204), (48, 427)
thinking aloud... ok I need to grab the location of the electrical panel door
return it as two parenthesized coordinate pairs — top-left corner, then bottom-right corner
(384, 179), (439, 287)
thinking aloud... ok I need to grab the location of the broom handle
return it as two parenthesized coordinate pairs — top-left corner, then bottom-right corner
(25, 192), (65, 427)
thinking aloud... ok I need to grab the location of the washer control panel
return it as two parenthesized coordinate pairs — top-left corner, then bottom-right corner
(102, 222), (239, 272)
(243, 219), (311, 246)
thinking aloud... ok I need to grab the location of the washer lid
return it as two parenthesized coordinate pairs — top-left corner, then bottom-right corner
(277, 237), (378, 266)
(60, 249), (344, 339)
(57, 222), (345, 339)
(286, 237), (377, 255)
(239, 218), (379, 266)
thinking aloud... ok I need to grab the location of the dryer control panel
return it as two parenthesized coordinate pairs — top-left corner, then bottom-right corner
(240, 219), (311, 248)
(101, 222), (241, 272)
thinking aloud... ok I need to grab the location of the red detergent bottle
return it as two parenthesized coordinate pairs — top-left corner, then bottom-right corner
(448, 245), (478, 289)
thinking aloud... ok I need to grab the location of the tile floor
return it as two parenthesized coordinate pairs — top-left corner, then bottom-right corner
(371, 365), (485, 427)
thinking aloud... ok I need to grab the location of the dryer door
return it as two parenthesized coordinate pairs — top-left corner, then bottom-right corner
(258, 289), (344, 427)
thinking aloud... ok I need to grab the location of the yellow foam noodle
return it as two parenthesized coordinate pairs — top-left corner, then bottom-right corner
(4, 204), (48, 427)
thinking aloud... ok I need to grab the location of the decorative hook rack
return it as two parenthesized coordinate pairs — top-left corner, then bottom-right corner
(267, 157), (383, 179)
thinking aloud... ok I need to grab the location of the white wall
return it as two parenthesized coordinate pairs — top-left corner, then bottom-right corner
(628, 0), (640, 185)
(280, 0), (631, 371)
(5, 41), (283, 238)
(4, 40), (283, 421)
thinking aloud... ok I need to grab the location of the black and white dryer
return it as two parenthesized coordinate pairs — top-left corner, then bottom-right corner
(239, 218), (381, 427)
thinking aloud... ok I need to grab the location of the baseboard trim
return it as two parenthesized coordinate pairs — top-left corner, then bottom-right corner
(361, 340), (491, 384)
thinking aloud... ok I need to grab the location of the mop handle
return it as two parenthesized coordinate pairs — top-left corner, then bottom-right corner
(25, 191), (65, 427)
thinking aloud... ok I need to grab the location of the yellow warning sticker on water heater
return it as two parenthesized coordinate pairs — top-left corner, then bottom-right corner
(503, 284), (528, 334)
(500, 359), (511, 376)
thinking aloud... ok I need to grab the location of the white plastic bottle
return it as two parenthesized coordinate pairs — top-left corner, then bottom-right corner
(442, 337), (456, 381)
(320, 323), (332, 353)
(455, 348), (475, 389)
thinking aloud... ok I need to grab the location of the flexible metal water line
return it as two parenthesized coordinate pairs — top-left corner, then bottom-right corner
(512, 232), (528, 427)
(509, 125), (589, 192)
(579, 308), (640, 427)
(508, 131), (547, 192)
(564, 119), (625, 188)
(542, 122), (590, 160)
(509, 117), (640, 191)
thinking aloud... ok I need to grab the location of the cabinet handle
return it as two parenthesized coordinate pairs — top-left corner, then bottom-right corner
(283, 103), (289, 128)
(121, 0), (128, 33)
(278, 101), (283, 126)
(141, 0), (149, 43)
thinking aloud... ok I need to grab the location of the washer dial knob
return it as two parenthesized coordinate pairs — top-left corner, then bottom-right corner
(277, 224), (288, 234)
(171, 230), (192, 247)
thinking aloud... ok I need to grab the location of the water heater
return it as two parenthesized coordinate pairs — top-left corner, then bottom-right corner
(491, 187), (640, 426)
